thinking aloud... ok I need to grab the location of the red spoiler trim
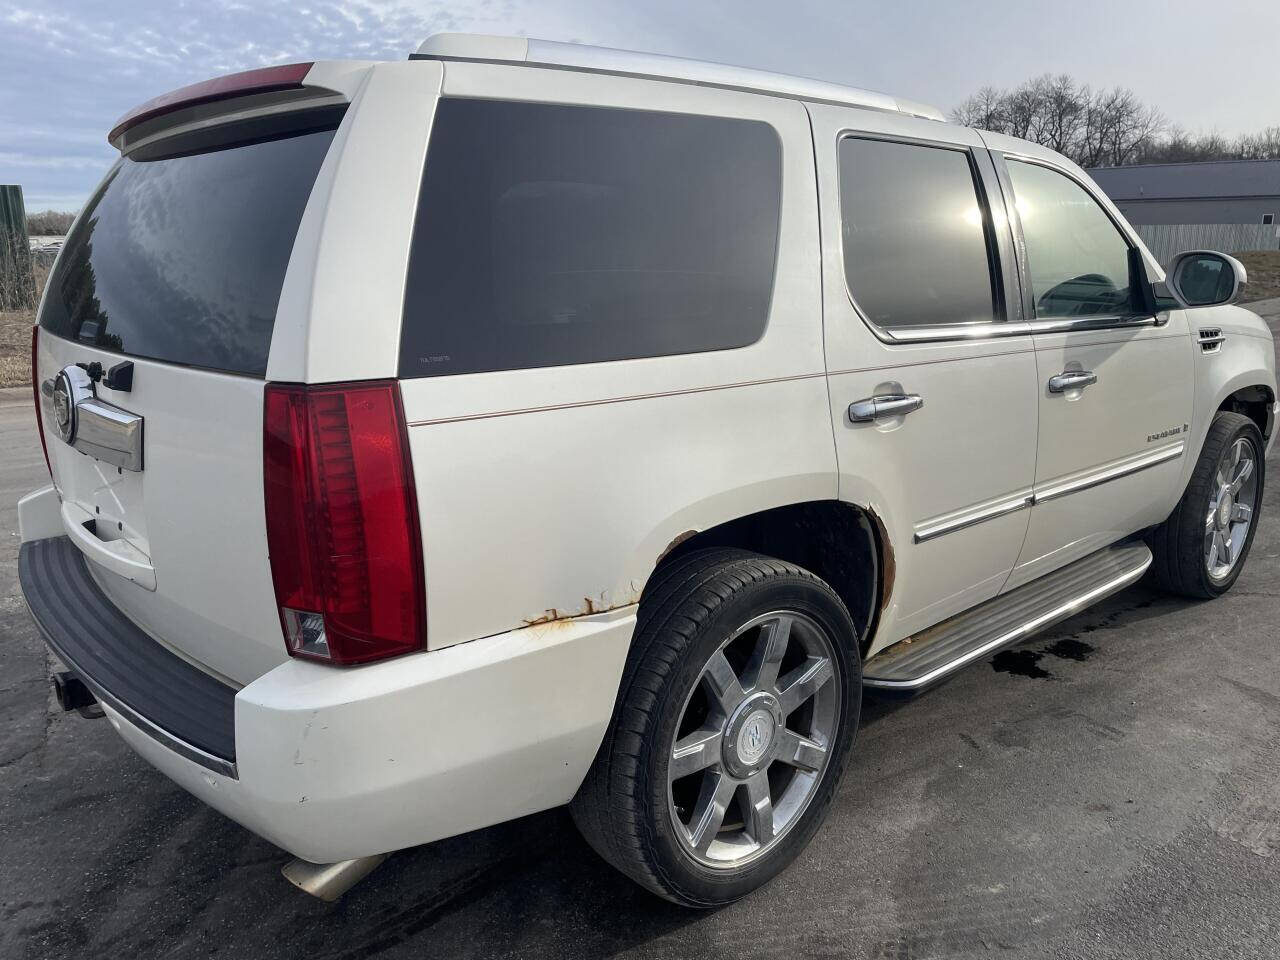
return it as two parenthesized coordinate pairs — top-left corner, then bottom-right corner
(109, 62), (315, 145)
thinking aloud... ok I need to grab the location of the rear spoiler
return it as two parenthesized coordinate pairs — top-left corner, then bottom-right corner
(108, 61), (375, 154)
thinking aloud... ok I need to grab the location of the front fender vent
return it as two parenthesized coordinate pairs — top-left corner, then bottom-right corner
(1198, 328), (1225, 354)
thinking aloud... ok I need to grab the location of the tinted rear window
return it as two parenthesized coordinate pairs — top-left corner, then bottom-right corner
(399, 99), (782, 378)
(839, 137), (999, 329)
(39, 123), (337, 376)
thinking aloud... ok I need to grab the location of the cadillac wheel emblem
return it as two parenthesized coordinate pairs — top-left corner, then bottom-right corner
(51, 371), (76, 442)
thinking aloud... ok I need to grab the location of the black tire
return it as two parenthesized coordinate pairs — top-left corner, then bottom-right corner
(1150, 411), (1265, 599)
(570, 548), (862, 907)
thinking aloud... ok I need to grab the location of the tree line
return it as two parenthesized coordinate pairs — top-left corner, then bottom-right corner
(952, 75), (1280, 168)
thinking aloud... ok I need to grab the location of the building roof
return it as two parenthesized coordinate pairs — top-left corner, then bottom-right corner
(413, 34), (946, 122)
(1087, 159), (1280, 201)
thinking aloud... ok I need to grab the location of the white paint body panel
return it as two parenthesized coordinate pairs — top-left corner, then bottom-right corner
(406, 61), (833, 648)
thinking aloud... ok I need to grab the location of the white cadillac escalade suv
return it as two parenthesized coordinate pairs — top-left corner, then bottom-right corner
(18, 34), (1277, 907)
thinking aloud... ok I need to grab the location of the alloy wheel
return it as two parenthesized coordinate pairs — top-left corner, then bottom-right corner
(666, 610), (840, 869)
(1205, 435), (1259, 581)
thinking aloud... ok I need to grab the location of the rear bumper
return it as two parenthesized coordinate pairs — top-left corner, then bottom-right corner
(20, 529), (633, 864)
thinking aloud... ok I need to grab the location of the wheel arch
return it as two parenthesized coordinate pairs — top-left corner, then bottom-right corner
(1216, 383), (1275, 442)
(652, 500), (886, 657)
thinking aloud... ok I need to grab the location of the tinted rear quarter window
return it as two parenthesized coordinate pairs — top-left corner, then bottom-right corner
(839, 137), (999, 329)
(399, 99), (783, 378)
(40, 122), (337, 376)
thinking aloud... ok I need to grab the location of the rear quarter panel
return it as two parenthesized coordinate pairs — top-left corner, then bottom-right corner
(398, 63), (834, 648)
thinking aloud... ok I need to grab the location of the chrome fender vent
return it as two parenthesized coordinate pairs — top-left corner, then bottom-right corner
(1198, 328), (1225, 354)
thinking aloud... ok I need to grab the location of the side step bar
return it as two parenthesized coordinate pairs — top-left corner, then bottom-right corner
(863, 540), (1152, 695)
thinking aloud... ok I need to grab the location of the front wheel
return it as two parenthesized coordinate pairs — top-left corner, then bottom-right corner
(1151, 411), (1265, 599)
(570, 549), (861, 907)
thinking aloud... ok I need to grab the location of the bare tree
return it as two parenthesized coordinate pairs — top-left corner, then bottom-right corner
(952, 76), (1167, 167)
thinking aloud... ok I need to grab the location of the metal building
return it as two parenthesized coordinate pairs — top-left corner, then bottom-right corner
(1087, 159), (1280, 226)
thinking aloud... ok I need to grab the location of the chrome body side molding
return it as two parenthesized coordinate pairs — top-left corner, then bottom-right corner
(1032, 441), (1184, 504)
(914, 442), (1185, 543)
(913, 491), (1033, 544)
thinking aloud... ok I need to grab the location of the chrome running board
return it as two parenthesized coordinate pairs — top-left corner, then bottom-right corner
(863, 541), (1152, 694)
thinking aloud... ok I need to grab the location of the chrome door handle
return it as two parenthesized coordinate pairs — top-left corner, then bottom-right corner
(848, 394), (924, 422)
(1048, 370), (1097, 393)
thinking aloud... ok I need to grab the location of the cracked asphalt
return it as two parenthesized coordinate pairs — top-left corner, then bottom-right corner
(3, 304), (1280, 960)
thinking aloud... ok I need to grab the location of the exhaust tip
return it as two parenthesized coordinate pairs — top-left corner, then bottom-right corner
(282, 853), (389, 901)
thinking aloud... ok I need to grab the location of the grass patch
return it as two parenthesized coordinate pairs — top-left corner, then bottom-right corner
(0, 259), (48, 387)
(1233, 250), (1280, 303)
(0, 308), (34, 388)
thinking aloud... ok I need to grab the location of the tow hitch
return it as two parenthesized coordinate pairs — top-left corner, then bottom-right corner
(52, 671), (104, 718)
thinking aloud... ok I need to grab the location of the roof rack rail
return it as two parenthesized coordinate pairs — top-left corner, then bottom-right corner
(412, 34), (946, 123)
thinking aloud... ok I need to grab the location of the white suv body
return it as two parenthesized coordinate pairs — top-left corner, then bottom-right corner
(18, 36), (1276, 904)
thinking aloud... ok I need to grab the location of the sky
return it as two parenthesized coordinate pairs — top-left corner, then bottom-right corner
(2, 0), (1278, 211)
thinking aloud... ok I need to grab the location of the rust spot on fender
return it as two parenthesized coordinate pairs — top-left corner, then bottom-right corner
(521, 585), (642, 628)
(866, 506), (895, 610)
(657, 529), (698, 564)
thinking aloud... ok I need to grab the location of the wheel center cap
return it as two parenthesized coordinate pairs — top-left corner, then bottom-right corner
(1218, 492), (1234, 529)
(722, 693), (784, 777)
(735, 709), (775, 765)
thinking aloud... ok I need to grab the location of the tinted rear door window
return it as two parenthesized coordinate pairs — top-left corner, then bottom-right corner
(399, 99), (782, 378)
(39, 123), (337, 376)
(839, 137), (999, 329)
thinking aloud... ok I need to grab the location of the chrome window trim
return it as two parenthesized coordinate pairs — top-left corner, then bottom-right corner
(1033, 441), (1185, 504)
(1025, 314), (1161, 335)
(914, 491), (1033, 543)
(833, 131), (1023, 345)
(882, 321), (1031, 343)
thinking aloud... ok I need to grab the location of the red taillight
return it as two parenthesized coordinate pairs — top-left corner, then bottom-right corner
(31, 327), (51, 477)
(263, 381), (425, 665)
(109, 62), (314, 145)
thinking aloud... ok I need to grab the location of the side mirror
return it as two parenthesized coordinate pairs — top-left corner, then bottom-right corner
(1166, 250), (1248, 307)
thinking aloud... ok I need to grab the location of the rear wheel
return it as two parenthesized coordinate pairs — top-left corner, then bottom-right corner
(570, 549), (861, 907)
(1151, 411), (1265, 599)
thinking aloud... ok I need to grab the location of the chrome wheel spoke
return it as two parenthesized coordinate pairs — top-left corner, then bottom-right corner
(702, 651), (747, 715)
(687, 771), (736, 853)
(1209, 530), (1225, 568)
(778, 656), (834, 716)
(1233, 503), (1253, 523)
(670, 726), (723, 780)
(1230, 455), (1254, 494)
(776, 728), (827, 772)
(741, 772), (774, 845)
(744, 615), (791, 693)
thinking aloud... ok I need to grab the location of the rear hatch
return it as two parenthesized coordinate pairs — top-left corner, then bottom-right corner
(34, 101), (344, 686)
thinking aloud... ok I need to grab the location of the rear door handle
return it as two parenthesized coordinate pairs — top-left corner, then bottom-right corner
(848, 394), (924, 422)
(1047, 370), (1097, 394)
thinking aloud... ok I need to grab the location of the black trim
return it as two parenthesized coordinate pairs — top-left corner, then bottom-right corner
(19, 537), (238, 772)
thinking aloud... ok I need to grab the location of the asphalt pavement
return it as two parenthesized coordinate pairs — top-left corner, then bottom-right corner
(3, 305), (1280, 959)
